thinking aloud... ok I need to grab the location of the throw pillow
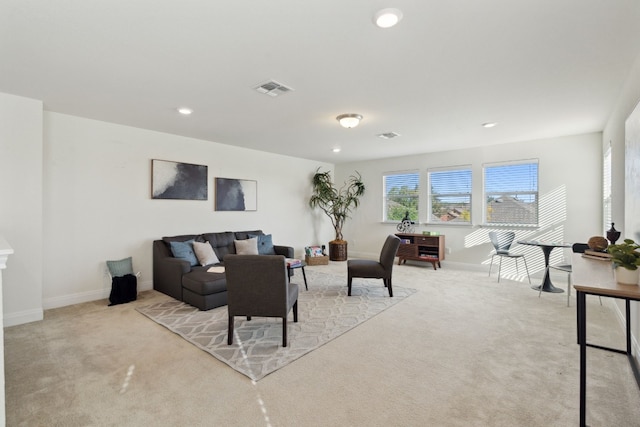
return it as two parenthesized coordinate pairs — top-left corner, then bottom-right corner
(249, 233), (276, 255)
(106, 257), (134, 278)
(235, 237), (259, 255)
(193, 241), (220, 266)
(169, 239), (198, 266)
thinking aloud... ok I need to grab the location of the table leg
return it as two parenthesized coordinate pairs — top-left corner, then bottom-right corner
(578, 290), (587, 427)
(301, 266), (308, 291)
(531, 246), (564, 293)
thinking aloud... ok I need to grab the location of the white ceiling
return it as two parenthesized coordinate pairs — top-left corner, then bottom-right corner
(2, 1), (640, 164)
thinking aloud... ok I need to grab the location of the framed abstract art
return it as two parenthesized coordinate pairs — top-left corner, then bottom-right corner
(152, 159), (207, 200)
(215, 178), (257, 211)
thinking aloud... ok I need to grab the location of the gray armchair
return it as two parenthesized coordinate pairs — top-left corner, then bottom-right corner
(225, 254), (299, 347)
(347, 235), (401, 297)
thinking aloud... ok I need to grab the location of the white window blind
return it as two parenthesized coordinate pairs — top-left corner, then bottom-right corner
(428, 167), (472, 224)
(383, 171), (419, 222)
(484, 160), (538, 225)
(603, 145), (612, 233)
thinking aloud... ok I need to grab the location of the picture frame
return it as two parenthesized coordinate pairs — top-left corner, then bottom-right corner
(215, 178), (257, 211)
(151, 159), (208, 200)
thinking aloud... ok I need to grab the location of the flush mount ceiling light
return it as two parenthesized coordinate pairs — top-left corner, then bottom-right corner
(336, 114), (363, 128)
(482, 122), (497, 128)
(177, 107), (193, 115)
(374, 8), (403, 28)
(332, 147), (341, 153)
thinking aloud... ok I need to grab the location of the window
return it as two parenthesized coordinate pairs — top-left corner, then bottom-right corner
(603, 144), (612, 233)
(484, 160), (538, 225)
(428, 166), (472, 224)
(383, 171), (419, 222)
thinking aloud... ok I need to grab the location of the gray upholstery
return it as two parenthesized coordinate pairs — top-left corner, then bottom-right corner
(225, 255), (299, 347)
(152, 230), (294, 311)
(347, 235), (401, 297)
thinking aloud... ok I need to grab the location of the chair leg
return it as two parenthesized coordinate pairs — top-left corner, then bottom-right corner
(386, 278), (393, 297)
(293, 300), (298, 322)
(227, 315), (234, 345)
(498, 257), (503, 282)
(282, 317), (288, 347)
(348, 275), (352, 296)
(522, 256), (531, 284)
(489, 255), (495, 277)
(539, 268), (546, 298)
(567, 272), (571, 307)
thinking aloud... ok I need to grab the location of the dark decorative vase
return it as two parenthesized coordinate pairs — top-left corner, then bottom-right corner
(329, 241), (347, 261)
(607, 223), (621, 245)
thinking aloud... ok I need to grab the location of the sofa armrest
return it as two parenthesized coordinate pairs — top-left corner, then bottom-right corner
(153, 240), (192, 300)
(274, 245), (294, 258)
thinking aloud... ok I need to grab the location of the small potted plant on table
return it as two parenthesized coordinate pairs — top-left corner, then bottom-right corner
(607, 238), (640, 285)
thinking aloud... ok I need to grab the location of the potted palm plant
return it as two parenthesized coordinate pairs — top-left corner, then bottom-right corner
(309, 168), (365, 261)
(607, 238), (640, 285)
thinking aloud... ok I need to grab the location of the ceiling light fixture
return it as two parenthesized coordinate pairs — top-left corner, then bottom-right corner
(374, 8), (403, 28)
(336, 113), (363, 128)
(482, 122), (497, 128)
(177, 107), (193, 115)
(332, 147), (341, 153)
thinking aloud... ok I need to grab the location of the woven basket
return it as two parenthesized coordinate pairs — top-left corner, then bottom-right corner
(305, 255), (329, 265)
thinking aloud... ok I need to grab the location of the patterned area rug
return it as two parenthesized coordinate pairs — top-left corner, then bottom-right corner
(136, 270), (416, 381)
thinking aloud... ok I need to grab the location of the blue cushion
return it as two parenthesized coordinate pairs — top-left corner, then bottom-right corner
(249, 233), (276, 255)
(106, 257), (134, 277)
(169, 240), (198, 266)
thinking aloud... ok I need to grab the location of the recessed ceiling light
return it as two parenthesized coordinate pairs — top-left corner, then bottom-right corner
(374, 8), (403, 28)
(482, 122), (497, 128)
(177, 107), (193, 115)
(332, 148), (341, 153)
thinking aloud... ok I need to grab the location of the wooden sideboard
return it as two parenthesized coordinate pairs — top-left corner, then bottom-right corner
(395, 233), (445, 269)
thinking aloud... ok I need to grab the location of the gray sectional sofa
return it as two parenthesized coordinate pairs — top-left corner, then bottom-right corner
(152, 230), (294, 310)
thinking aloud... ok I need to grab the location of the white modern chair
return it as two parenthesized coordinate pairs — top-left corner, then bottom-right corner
(488, 231), (531, 283)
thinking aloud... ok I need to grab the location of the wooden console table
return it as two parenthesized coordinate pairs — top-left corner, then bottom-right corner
(572, 253), (640, 427)
(395, 233), (444, 270)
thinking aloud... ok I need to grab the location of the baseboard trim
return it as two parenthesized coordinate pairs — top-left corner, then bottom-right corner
(4, 308), (43, 327)
(42, 280), (153, 310)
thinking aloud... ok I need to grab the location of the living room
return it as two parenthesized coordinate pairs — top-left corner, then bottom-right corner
(2, 1), (640, 425)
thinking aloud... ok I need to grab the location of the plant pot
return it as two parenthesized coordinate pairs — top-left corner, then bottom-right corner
(329, 240), (347, 261)
(614, 267), (639, 285)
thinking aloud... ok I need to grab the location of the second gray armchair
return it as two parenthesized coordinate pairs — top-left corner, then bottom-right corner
(347, 235), (401, 297)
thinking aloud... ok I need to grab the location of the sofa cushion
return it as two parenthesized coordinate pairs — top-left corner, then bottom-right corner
(235, 237), (259, 255)
(249, 233), (276, 255)
(169, 240), (199, 266)
(235, 230), (263, 240)
(193, 241), (220, 266)
(106, 256), (134, 277)
(162, 234), (203, 244)
(182, 269), (227, 295)
(203, 232), (236, 259)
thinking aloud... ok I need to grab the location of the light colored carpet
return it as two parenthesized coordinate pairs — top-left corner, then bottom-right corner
(4, 262), (640, 426)
(136, 271), (416, 381)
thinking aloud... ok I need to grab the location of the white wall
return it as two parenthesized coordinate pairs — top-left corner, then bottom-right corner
(603, 53), (640, 372)
(2, 98), (335, 326)
(335, 133), (602, 276)
(41, 112), (334, 312)
(0, 93), (44, 326)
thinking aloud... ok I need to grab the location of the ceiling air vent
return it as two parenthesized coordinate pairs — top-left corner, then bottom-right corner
(377, 132), (401, 140)
(253, 80), (294, 97)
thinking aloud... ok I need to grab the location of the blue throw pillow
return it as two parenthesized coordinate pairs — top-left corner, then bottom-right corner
(106, 257), (134, 278)
(169, 240), (199, 266)
(249, 233), (276, 255)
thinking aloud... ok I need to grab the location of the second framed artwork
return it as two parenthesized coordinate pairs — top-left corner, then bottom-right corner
(214, 178), (257, 211)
